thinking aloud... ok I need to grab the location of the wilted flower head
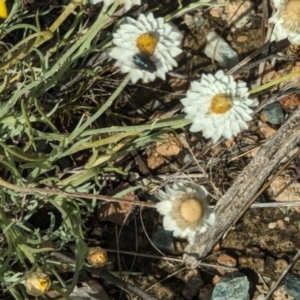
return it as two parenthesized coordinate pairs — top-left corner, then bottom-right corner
(269, 0), (300, 45)
(155, 182), (215, 244)
(87, 246), (108, 267)
(89, 0), (141, 11)
(24, 272), (51, 297)
(181, 70), (258, 143)
(110, 13), (182, 83)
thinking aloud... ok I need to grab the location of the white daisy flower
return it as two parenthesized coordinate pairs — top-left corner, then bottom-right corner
(89, 0), (141, 11)
(155, 182), (215, 244)
(109, 13), (183, 83)
(269, 0), (300, 45)
(180, 70), (258, 144)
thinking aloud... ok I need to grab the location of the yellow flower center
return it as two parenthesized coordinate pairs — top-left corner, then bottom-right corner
(88, 246), (108, 268)
(180, 199), (202, 222)
(136, 32), (158, 56)
(38, 279), (50, 291)
(210, 94), (232, 114)
(286, 0), (300, 21)
(281, 0), (300, 32)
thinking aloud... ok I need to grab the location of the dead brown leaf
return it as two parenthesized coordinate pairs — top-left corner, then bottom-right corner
(97, 183), (135, 226)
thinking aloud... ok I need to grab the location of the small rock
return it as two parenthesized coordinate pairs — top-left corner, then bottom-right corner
(279, 94), (300, 111)
(204, 31), (239, 68)
(275, 258), (288, 273)
(245, 146), (260, 158)
(259, 122), (277, 139)
(211, 271), (250, 300)
(217, 254), (237, 267)
(245, 247), (263, 257)
(181, 269), (204, 299)
(284, 274), (300, 299)
(151, 226), (177, 255)
(261, 103), (284, 125)
(268, 222), (277, 229)
(212, 275), (221, 285)
(212, 242), (221, 252)
(156, 133), (182, 156)
(277, 240), (295, 252)
(238, 256), (265, 273)
(147, 152), (164, 169)
(199, 284), (214, 300)
(224, 138), (235, 148)
(45, 279), (110, 300)
(273, 286), (294, 300)
(276, 219), (285, 229)
(210, 7), (223, 18)
(237, 35), (248, 42)
(227, 34), (233, 42)
(183, 154), (193, 164)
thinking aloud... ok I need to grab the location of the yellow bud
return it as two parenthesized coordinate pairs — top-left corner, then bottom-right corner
(0, 0), (7, 19)
(87, 246), (108, 268)
(24, 272), (50, 297)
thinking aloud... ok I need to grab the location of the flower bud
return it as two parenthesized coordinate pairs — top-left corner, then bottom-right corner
(87, 246), (108, 268)
(24, 272), (50, 297)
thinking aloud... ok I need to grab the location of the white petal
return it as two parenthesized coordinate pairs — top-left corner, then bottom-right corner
(198, 226), (207, 233)
(173, 226), (184, 237)
(155, 201), (172, 215)
(163, 215), (177, 231)
(187, 231), (196, 244)
(205, 213), (216, 227)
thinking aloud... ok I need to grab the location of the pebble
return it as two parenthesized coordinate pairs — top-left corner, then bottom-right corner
(212, 275), (221, 285)
(204, 31), (239, 68)
(268, 222), (277, 229)
(183, 154), (193, 164)
(217, 254), (237, 267)
(259, 122), (277, 139)
(156, 133), (181, 156)
(279, 94), (300, 111)
(211, 271), (250, 300)
(261, 103), (284, 125)
(284, 274), (300, 299)
(209, 7), (222, 18)
(238, 256), (265, 273)
(275, 258), (288, 273)
(212, 242), (221, 252)
(182, 269), (204, 299)
(237, 35), (248, 42)
(199, 284), (214, 300)
(276, 219), (285, 229)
